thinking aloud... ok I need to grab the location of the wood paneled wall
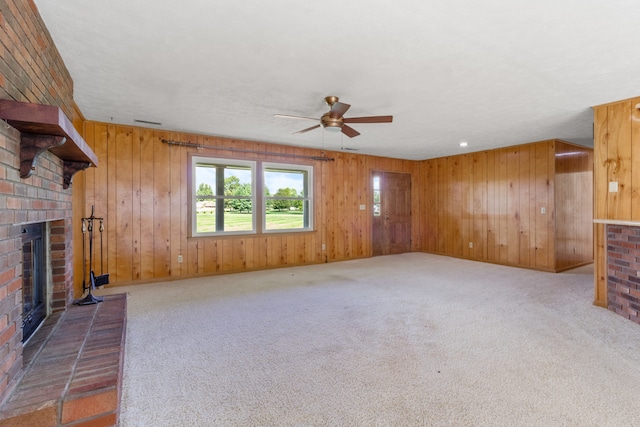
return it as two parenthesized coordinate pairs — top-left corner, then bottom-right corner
(592, 96), (640, 307)
(79, 122), (421, 286)
(419, 140), (593, 272)
(76, 122), (591, 287)
(554, 141), (594, 271)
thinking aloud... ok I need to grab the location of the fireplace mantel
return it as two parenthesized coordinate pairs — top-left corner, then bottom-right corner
(0, 99), (98, 188)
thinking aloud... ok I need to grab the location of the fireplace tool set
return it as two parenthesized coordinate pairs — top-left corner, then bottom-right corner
(75, 205), (110, 305)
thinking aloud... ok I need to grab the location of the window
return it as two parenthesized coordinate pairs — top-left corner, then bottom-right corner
(263, 163), (313, 232)
(193, 157), (256, 236)
(191, 156), (313, 236)
(373, 175), (381, 216)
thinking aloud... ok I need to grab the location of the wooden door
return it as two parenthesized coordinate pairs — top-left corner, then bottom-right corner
(372, 171), (412, 256)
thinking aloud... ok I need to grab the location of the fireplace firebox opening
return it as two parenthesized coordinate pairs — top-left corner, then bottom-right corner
(21, 222), (49, 343)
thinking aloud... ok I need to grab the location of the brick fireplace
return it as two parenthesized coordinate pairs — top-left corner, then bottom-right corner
(0, 124), (76, 402)
(0, 0), (90, 404)
(606, 224), (640, 324)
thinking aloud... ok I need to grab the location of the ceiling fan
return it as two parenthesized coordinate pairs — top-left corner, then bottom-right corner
(274, 96), (393, 138)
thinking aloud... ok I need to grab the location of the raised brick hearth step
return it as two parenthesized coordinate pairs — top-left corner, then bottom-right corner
(0, 294), (126, 427)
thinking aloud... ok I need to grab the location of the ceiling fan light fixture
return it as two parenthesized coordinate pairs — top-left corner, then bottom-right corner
(322, 123), (342, 132)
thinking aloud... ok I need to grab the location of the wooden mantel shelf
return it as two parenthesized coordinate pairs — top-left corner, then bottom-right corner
(0, 99), (98, 188)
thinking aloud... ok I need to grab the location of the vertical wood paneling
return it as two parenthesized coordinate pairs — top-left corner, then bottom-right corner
(90, 123), (109, 278)
(472, 151), (487, 260)
(114, 127), (133, 281)
(436, 157), (447, 253)
(179, 133), (191, 273)
(286, 235), (296, 265)
(203, 240), (216, 274)
(461, 154), (471, 258)
(424, 160), (438, 252)
(139, 128), (155, 280)
(546, 141), (556, 269)
(486, 150), (497, 262)
(83, 123), (96, 211)
(607, 102), (632, 219)
(325, 156), (336, 262)
(555, 142), (571, 269)
(498, 148), (509, 263)
(594, 106), (609, 221)
(152, 131), (171, 277)
(268, 235), (282, 267)
(593, 105), (609, 307)
(187, 240), (199, 276)
(419, 139), (591, 272)
(518, 145), (531, 266)
(507, 147), (520, 265)
(343, 154), (355, 259)
(356, 154), (368, 256)
(449, 156), (462, 256)
(335, 152), (346, 261)
(528, 144), (537, 264)
(534, 142), (550, 269)
(169, 132), (183, 277)
(106, 125), (117, 280)
(131, 128), (142, 281)
(258, 237), (268, 269)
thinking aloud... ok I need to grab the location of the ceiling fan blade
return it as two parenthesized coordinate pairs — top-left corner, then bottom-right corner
(293, 124), (321, 135)
(341, 124), (360, 138)
(330, 102), (351, 119)
(343, 115), (393, 124)
(274, 114), (319, 121)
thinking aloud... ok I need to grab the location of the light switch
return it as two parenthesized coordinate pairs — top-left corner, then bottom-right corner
(609, 181), (619, 192)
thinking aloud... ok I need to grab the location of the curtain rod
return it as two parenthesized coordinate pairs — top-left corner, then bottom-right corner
(162, 139), (334, 162)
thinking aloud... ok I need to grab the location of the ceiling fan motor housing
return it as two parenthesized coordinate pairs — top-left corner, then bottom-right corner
(321, 112), (343, 131)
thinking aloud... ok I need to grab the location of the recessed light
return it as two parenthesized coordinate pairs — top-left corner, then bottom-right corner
(459, 141), (468, 147)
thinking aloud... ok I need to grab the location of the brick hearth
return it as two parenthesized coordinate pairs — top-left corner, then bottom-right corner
(0, 294), (126, 426)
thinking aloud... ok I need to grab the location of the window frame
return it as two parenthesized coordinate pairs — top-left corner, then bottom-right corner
(190, 155), (314, 237)
(191, 156), (257, 237)
(262, 162), (314, 233)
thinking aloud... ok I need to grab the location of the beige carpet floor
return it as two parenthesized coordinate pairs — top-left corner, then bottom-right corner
(100, 253), (640, 426)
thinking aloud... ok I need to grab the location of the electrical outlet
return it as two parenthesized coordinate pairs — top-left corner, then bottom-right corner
(359, 204), (366, 210)
(322, 243), (326, 250)
(468, 242), (473, 249)
(541, 207), (546, 214)
(177, 255), (183, 263)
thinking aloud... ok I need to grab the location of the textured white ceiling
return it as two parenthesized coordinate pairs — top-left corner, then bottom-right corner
(34, 0), (640, 160)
